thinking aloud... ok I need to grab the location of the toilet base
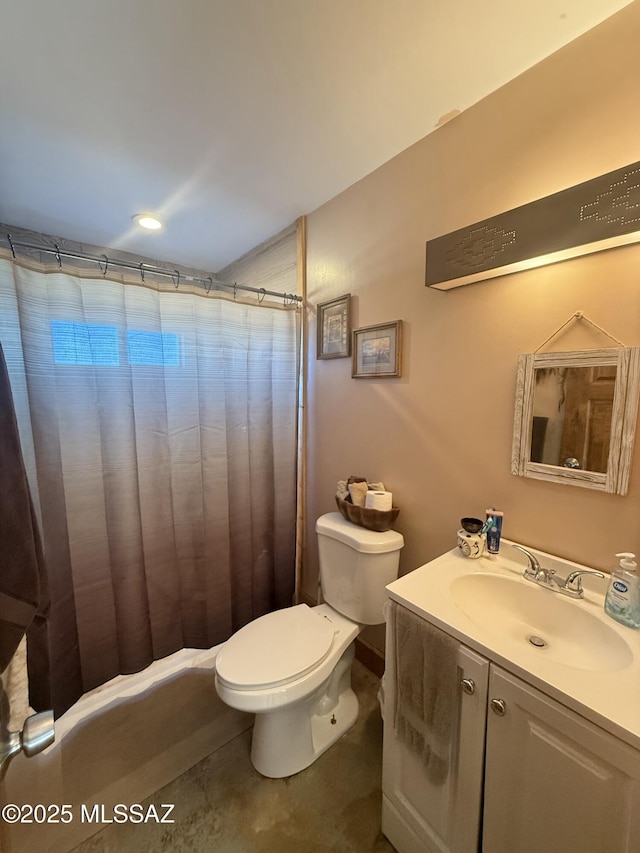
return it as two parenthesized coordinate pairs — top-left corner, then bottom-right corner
(250, 643), (358, 778)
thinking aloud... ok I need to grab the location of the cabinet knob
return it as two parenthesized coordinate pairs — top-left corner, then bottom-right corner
(490, 698), (507, 716)
(461, 678), (475, 695)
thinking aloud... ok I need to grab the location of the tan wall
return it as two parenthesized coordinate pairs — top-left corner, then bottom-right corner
(303, 2), (640, 651)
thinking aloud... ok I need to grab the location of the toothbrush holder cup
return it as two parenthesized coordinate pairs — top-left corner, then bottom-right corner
(457, 529), (486, 559)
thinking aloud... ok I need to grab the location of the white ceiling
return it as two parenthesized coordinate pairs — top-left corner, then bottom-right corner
(0, 0), (631, 272)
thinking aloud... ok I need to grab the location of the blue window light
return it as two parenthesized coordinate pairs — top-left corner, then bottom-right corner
(51, 321), (119, 366)
(127, 330), (179, 366)
(51, 322), (180, 367)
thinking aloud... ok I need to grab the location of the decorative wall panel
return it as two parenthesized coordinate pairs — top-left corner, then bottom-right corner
(426, 161), (640, 290)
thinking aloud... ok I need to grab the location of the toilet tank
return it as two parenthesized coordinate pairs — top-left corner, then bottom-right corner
(316, 512), (404, 625)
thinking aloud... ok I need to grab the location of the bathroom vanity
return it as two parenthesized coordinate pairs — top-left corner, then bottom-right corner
(381, 541), (640, 853)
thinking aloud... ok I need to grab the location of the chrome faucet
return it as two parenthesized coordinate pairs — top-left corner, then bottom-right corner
(0, 693), (55, 782)
(558, 569), (606, 599)
(511, 544), (556, 586)
(510, 544), (605, 598)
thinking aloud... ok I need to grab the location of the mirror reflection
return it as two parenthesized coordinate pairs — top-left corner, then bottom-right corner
(511, 346), (640, 495)
(530, 365), (616, 472)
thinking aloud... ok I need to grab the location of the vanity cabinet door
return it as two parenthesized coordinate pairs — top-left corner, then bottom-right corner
(382, 640), (489, 853)
(483, 666), (640, 853)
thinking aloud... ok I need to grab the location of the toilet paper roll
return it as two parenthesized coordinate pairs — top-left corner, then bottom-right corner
(365, 490), (393, 511)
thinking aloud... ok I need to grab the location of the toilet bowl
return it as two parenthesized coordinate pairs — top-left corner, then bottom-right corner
(214, 512), (404, 778)
(216, 602), (360, 777)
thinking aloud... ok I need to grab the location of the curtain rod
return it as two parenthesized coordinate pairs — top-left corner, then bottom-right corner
(5, 234), (302, 305)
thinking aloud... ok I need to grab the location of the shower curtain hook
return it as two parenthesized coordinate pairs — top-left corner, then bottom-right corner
(98, 254), (109, 276)
(139, 263), (145, 282)
(172, 270), (180, 288)
(7, 233), (16, 259)
(54, 244), (62, 268)
(205, 276), (213, 294)
(233, 283), (237, 299)
(258, 288), (266, 304)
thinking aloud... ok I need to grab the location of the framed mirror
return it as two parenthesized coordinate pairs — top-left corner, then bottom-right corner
(511, 347), (640, 494)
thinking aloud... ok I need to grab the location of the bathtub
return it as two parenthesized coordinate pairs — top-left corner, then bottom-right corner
(0, 646), (251, 853)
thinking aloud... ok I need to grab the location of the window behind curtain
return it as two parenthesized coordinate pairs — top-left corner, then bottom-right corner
(0, 256), (300, 717)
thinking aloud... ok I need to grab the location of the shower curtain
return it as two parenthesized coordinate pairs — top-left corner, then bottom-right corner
(0, 342), (48, 675)
(0, 255), (300, 717)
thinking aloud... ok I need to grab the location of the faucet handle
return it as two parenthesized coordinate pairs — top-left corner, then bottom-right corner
(510, 544), (541, 579)
(511, 544), (558, 587)
(561, 569), (606, 598)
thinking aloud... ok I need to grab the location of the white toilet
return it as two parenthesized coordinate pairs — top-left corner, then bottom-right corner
(214, 511), (404, 778)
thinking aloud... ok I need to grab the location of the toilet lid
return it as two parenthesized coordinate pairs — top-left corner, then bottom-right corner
(216, 604), (336, 690)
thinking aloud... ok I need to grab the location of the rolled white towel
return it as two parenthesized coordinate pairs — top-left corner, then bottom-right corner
(336, 479), (349, 501)
(348, 481), (369, 507)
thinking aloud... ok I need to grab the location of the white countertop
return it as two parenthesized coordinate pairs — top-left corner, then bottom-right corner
(386, 539), (640, 751)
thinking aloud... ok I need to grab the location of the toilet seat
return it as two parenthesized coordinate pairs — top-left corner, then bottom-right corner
(215, 604), (336, 690)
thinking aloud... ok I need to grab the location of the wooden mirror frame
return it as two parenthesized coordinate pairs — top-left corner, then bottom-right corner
(511, 347), (640, 495)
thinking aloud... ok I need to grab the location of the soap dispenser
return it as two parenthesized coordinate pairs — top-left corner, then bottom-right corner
(604, 552), (640, 629)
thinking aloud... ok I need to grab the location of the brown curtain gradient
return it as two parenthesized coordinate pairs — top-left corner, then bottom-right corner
(0, 258), (299, 717)
(0, 343), (49, 675)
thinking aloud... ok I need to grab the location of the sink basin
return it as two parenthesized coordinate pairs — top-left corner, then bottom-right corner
(449, 572), (633, 672)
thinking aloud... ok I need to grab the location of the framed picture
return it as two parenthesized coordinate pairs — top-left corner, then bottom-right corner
(317, 294), (351, 359)
(352, 320), (403, 378)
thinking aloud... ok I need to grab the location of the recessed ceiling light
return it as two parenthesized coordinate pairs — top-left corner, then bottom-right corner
(133, 213), (164, 231)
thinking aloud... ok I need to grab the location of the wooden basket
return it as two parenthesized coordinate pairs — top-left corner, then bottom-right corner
(335, 495), (400, 532)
